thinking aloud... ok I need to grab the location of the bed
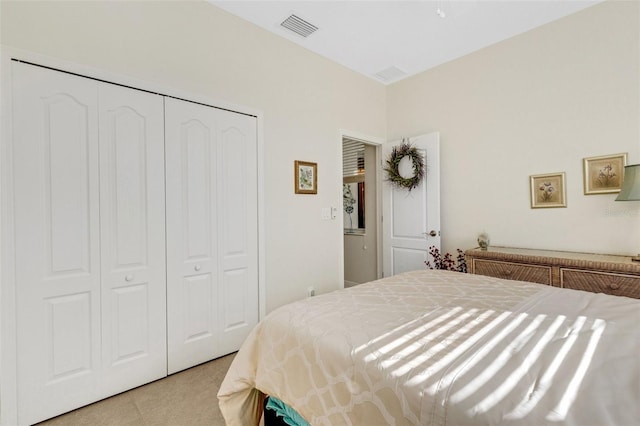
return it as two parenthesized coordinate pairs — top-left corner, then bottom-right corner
(218, 269), (640, 425)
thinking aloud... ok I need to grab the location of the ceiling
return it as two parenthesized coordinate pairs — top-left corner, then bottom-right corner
(210, 0), (604, 84)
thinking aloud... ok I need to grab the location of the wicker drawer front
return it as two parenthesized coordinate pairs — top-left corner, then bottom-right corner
(561, 269), (640, 299)
(473, 259), (552, 285)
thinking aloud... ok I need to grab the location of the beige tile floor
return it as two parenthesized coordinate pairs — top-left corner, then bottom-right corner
(37, 353), (236, 426)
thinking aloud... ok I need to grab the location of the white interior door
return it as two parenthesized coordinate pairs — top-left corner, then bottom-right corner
(98, 83), (167, 395)
(215, 108), (259, 356)
(13, 62), (102, 425)
(165, 98), (258, 374)
(12, 62), (169, 424)
(9, 60), (259, 422)
(382, 132), (440, 277)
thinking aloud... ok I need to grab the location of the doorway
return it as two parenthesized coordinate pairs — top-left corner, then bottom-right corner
(342, 136), (380, 287)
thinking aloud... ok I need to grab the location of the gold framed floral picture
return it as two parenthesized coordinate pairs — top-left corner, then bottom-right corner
(294, 160), (317, 194)
(583, 153), (627, 195)
(530, 172), (566, 208)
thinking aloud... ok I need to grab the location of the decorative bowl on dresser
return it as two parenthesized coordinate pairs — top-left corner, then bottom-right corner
(465, 246), (640, 299)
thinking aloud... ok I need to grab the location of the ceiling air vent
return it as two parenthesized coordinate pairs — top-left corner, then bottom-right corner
(374, 66), (407, 83)
(280, 14), (318, 38)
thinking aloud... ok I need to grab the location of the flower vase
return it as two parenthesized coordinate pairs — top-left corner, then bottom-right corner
(477, 232), (490, 250)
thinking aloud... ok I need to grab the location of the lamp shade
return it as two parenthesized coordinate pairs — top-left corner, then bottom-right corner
(615, 164), (640, 201)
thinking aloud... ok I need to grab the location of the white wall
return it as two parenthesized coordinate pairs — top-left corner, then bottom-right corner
(0, 0), (387, 312)
(387, 0), (640, 257)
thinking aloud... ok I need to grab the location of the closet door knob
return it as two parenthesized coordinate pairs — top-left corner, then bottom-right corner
(194, 264), (201, 271)
(125, 274), (134, 282)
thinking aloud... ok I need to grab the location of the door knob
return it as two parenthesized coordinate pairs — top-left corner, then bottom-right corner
(125, 274), (134, 282)
(423, 230), (438, 237)
(194, 264), (201, 271)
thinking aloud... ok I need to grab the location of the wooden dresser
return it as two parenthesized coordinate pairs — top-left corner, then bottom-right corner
(465, 246), (640, 299)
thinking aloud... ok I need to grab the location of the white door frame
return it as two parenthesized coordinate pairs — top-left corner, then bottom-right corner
(0, 47), (266, 426)
(338, 129), (385, 287)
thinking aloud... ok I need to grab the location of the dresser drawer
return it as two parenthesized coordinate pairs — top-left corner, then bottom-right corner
(473, 259), (552, 285)
(561, 269), (640, 299)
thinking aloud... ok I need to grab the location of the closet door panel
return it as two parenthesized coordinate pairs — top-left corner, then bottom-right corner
(166, 98), (258, 372)
(12, 62), (102, 425)
(217, 112), (258, 355)
(165, 98), (219, 374)
(98, 83), (167, 394)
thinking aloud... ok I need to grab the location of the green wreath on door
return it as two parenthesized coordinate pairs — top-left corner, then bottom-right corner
(384, 139), (425, 191)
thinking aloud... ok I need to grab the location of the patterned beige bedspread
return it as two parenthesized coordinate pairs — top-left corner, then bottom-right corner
(218, 269), (640, 425)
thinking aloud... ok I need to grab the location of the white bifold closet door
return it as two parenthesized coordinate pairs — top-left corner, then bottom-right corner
(12, 62), (167, 425)
(98, 83), (167, 396)
(165, 98), (258, 374)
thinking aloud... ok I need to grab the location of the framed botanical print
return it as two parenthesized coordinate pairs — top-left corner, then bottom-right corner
(583, 153), (627, 195)
(530, 172), (567, 208)
(294, 160), (317, 194)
